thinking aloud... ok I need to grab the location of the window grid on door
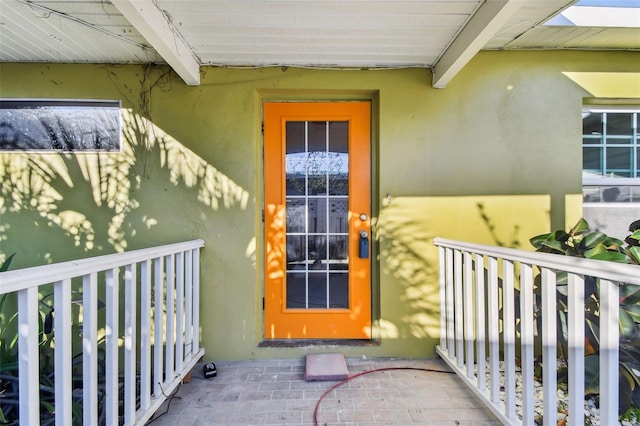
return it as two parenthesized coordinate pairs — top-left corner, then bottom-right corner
(285, 120), (349, 310)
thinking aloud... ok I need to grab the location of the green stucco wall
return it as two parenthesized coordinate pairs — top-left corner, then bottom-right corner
(1, 51), (637, 360)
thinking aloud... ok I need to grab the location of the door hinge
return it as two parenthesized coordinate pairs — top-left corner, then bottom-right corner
(261, 121), (264, 135)
(262, 209), (265, 222)
(262, 297), (265, 310)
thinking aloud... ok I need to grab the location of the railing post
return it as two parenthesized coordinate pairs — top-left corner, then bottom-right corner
(503, 260), (516, 421)
(474, 253), (486, 393)
(124, 264), (137, 426)
(154, 256), (164, 397)
(54, 278), (73, 426)
(600, 279), (619, 426)
(445, 247), (454, 358)
(463, 251), (474, 379)
(519, 263), (535, 425)
(105, 267), (120, 426)
(568, 273), (585, 426)
(541, 267), (557, 426)
(487, 256), (500, 404)
(454, 249), (463, 369)
(165, 254), (175, 382)
(438, 246), (447, 352)
(176, 251), (185, 374)
(193, 247), (201, 354)
(18, 287), (39, 426)
(140, 259), (152, 412)
(185, 249), (194, 357)
(83, 273), (98, 425)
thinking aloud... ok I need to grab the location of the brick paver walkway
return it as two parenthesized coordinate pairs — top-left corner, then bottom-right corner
(146, 357), (500, 426)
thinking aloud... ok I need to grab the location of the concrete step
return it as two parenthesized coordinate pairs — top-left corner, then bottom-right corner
(305, 353), (349, 381)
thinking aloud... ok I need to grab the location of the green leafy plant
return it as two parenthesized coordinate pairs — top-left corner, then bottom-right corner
(530, 218), (640, 416)
(531, 218), (640, 264)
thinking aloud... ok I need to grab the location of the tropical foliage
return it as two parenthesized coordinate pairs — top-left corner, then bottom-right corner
(530, 218), (640, 415)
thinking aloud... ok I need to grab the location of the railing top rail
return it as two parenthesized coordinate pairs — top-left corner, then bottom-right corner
(0, 239), (205, 294)
(434, 237), (640, 285)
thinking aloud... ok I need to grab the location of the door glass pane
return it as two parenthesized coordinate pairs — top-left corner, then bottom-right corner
(286, 235), (306, 268)
(328, 235), (348, 270)
(308, 162), (328, 195)
(308, 273), (327, 308)
(308, 235), (327, 271)
(308, 198), (326, 233)
(308, 121), (327, 196)
(329, 199), (348, 233)
(286, 122), (306, 196)
(286, 272), (306, 309)
(286, 198), (305, 233)
(285, 120), (350, 310)
(308, 121), (327, 152)
(329, 274), (349, 308)
(329, 121), (349, 196)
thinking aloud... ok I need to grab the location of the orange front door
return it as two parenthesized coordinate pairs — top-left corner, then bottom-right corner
(263, 101), (371, 339)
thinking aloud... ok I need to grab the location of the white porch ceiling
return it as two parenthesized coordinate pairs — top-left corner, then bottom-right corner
(0, 0), (638, 88)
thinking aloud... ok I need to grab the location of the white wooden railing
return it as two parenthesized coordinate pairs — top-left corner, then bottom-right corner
(0, 239), (205, 425)
(434, 238), (640, 426)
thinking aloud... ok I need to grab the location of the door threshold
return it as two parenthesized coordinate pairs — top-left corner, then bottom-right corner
(258, 339), (379, 348)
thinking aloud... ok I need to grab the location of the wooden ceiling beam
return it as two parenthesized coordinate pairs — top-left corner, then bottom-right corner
(432, 0), (522, 89)
(111, 0), (201, 86)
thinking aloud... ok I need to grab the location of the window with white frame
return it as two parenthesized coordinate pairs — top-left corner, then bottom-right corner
(582, 108), (640, 203)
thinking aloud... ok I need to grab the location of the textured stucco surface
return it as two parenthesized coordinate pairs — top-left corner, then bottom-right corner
(1, 50), (638, 360)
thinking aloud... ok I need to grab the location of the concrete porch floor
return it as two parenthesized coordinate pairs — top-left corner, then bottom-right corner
(147, 357), (500, 426)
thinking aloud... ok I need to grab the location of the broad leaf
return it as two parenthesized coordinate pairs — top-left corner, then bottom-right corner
(584, 243), (609, 258)
(551, 230), (571, 242)
(570, 218), (590, 234)
(621, 303), (640, 323)
(620, 368), (634, 415)
(555, 271), (568, 286)
(556, 284), (568, 297)
(540, 240), (566, 253)
(585, 276), (598, 300)
(620, 309), (637, 339)
(603, 236), (625, 248)
(625, 343), (640, 354)
(586, 319), (600, 349)
(633, 386), (640, 412)
(583, 232), (608, 249)
(530, 233), (551, 249)
(590, 251), (631, 263)
(0, 253), (15, 272)
(620, 285), (640, 304)
(585, 355), (600, 394)
(627, 246), (640, 264)
(623, 362), (640, 385)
